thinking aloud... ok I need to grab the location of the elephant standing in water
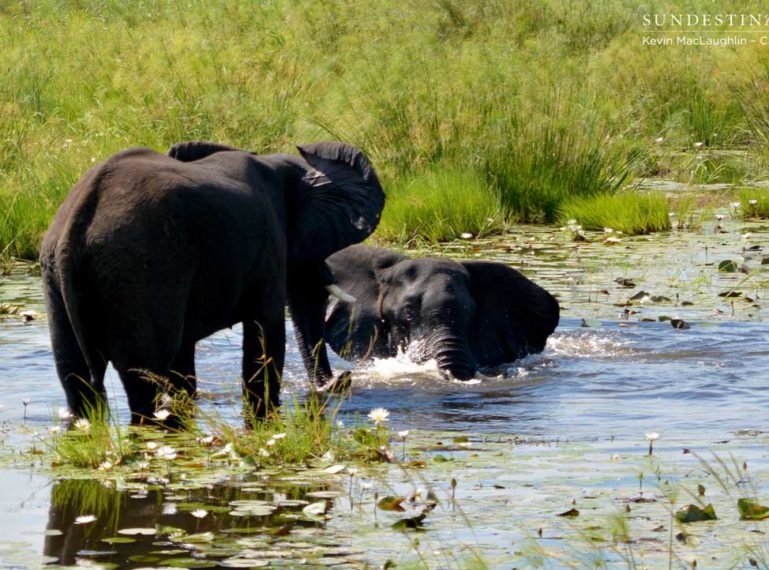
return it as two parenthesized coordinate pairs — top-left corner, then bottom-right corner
(41, 141), (384, 424)
(324, 245), (559, 379)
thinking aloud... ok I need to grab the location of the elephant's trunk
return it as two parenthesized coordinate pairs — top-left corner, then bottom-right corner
(423, 326), (476, 380)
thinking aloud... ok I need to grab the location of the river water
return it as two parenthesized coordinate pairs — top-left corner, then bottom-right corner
(0, 218), (767, 567)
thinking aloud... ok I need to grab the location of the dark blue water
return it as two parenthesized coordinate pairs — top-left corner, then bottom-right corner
(2, 283), (767, 443)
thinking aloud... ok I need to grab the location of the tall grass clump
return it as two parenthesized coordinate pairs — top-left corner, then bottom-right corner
(46, 403), (133, 469)
(376, 167), (505, 244)
(559, 191), (671, 235)
(207, 396), (388, 467)
(484, 106), (639, 224)
(739, 188), (769, 219)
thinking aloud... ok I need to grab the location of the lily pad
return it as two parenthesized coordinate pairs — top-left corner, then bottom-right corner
(221, 560), (269, 568)
(163, 558), (219, 568)
(305, 490), (341, 499)
(718, 290), (742, 298)
(718, 260), (738, 272)
(738, 498), (769, 520)
(302, 501), (328, 516)
(675, 503), (717, 523)
(377, 496), (406, 512)
(118, 527), (157, 536)
(101, 537), (136, 544)
(392, 513), (426, 530)
(629, 290), (650, 301)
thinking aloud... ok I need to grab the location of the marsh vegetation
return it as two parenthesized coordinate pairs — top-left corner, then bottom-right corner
(4, 1), (769, 256)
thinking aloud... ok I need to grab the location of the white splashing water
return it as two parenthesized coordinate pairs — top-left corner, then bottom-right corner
(546, 329), (635, 359)
(361, 347), (442, 384)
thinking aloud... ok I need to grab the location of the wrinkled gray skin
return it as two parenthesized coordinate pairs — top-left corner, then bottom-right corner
(41, 141), (384, 425)
(325, 245), (559, 379)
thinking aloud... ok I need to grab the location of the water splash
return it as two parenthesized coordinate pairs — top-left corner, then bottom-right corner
(546, 329), (637, 359)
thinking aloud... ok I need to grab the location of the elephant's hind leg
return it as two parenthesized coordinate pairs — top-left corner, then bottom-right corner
(242, 309), (285, 423)
(110, 319), (184, 426)
(43, 278), (107, 418)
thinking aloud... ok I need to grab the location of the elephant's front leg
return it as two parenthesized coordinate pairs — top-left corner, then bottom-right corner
(242, 314), (285, 424)
(287, 266), (335, 387)
(170, 341), (197, 399)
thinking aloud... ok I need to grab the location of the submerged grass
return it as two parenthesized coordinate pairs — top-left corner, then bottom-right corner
(40, 394), (389, 472)
(559, 191), (672, 235)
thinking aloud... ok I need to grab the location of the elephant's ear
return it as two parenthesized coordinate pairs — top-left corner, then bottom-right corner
(462, 261), (560, 366)
(324, 247), (404, 360)
(167, 141), (240, 162)
(292, 142), (385, 262)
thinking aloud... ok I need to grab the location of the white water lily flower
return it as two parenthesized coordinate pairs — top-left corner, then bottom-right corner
(58, 407), (73, 420)
(258, 448), (270, 458)
(266, 438), (276, 447)
(368, 407), (390, 426)
(715, 214), (725, 221)
(655, 137), (664, 143)
(22, 398), (30, 406)
(153, 409), (171, 421)
(146, 441), (159, 451)
(156, 446), (177, 461)
(98, 460), (113, 471)
(603, 227), (613, 233)
(272, 433), (286, 440)
(162, 503), (178, 516)
(191, 508), (208, 519)
(694, 141), (704, 148)
(645, 432), (660, 441)
(74, 515), (96, 525)
(398, 430), (409, 439)
(347, 467), (359, 476)
(197, 435), (214, 446)
(49, 426), (61, 434)
(336, 420), (344, 429)
(73, 418), (91, 433)
(136, 461), (150, 470)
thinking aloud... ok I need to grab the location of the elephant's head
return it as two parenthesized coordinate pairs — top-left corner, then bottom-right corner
(325, 247), (560, 380)
(376, 258), (478, 379)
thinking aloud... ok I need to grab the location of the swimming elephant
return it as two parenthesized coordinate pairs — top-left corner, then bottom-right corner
(324, 245), (559, 379)
(41, 141), (384, 424)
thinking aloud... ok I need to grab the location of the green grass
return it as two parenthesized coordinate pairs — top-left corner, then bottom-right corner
(739, 188), (769, 219)
(559, 191), (672, 235)
(4, 1), (769, 256)
(483, 105), (639, 223)
(375, 168), (504, 244)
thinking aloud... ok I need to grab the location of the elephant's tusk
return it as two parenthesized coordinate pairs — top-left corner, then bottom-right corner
(326, 284), (356, 303)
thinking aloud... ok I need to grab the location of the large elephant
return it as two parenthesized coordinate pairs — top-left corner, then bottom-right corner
(40, 141), (384, 424)
(324, 245), (559, 379)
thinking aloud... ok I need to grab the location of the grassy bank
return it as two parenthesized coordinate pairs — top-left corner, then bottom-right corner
(4, 1), (769, 257)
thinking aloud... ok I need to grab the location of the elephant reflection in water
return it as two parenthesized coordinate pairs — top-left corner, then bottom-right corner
(43, 478), (327, 565)
(324, 245), (560, 379)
